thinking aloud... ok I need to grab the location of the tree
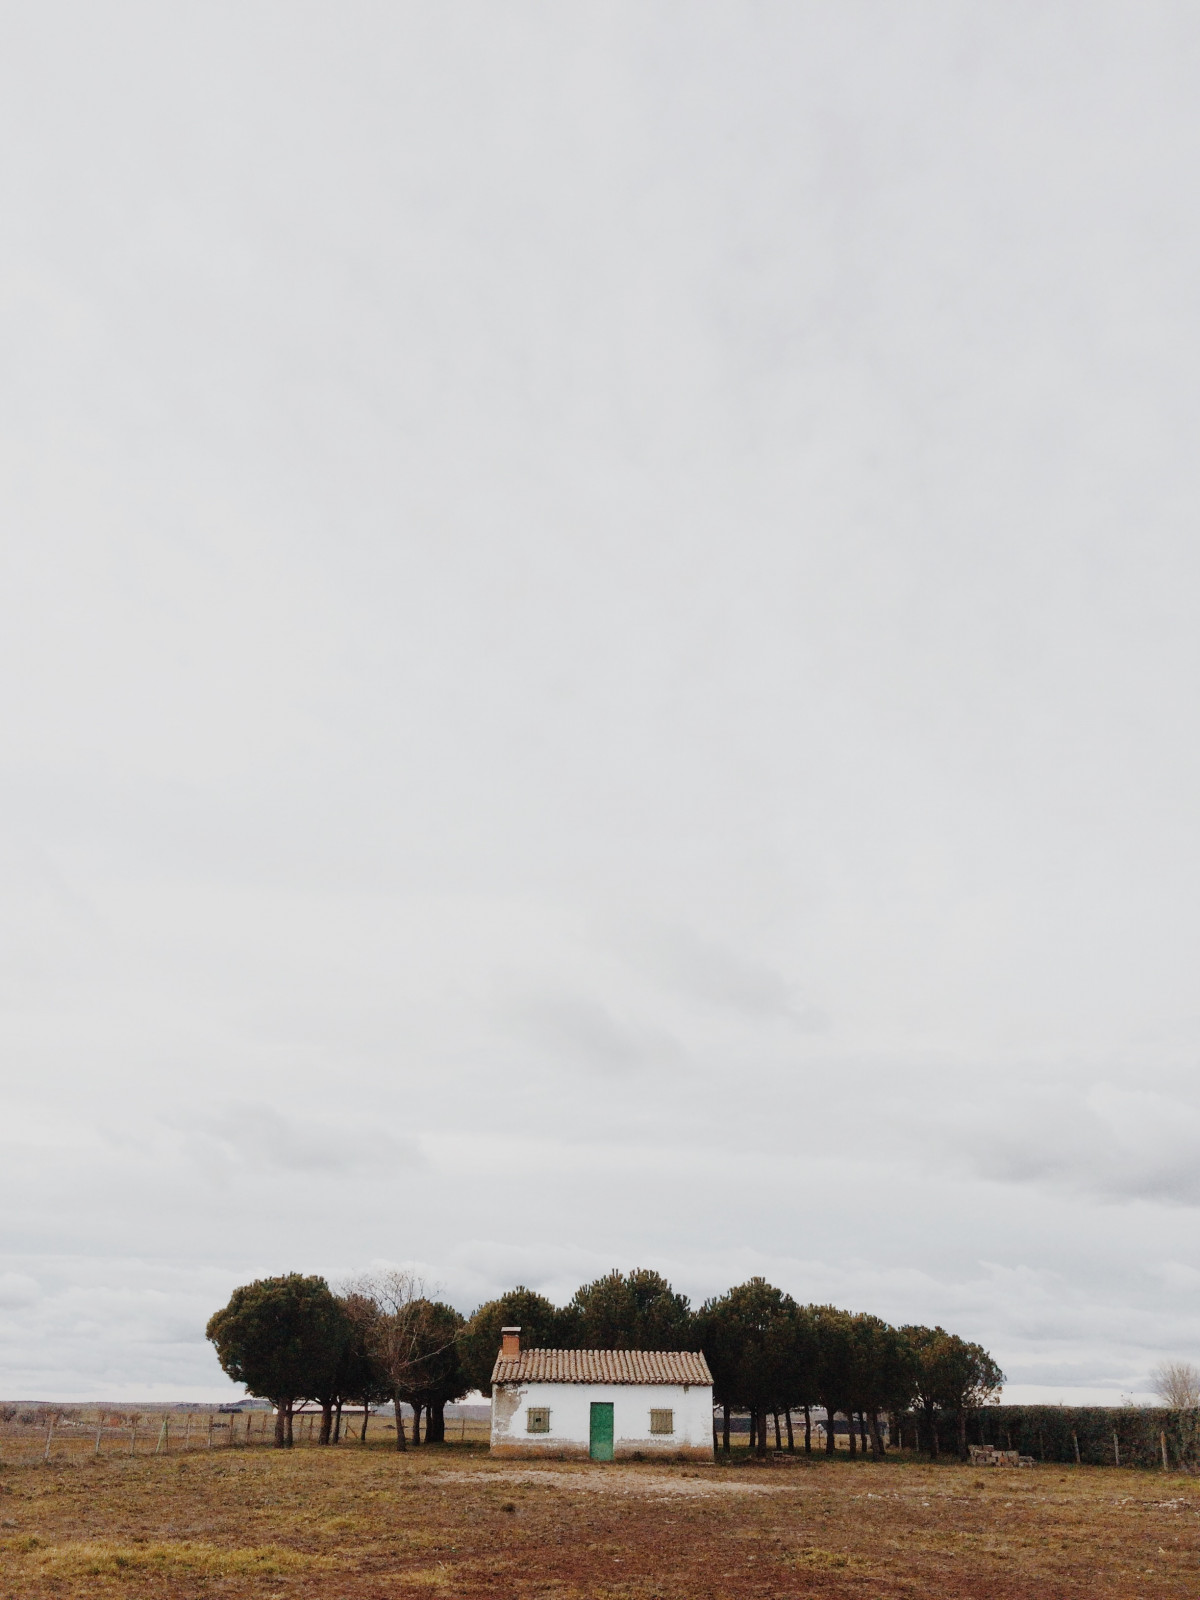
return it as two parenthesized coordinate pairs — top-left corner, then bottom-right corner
(903, 1325), (946, 1455)
(697, 1279), (802, 1456)
(695, 1291), (743, 1451)
(333, 1292), (392, 1443)
(1152, 1361), (1200, 1409)
(940, 1336), (1003, 1459)
(810, 1306), (857, 1457)
(902, 1325), (1003, 1459)
(346, 1271), (464, 1451)
(460, 1287), (567, 1397)
(845, 1314), (916, 1459)
(566, 1268), (693, 1350)
(399, 1300), (467, 1443)
(788, 1305), (821, 1453)
(206, 1274), (348, 1447)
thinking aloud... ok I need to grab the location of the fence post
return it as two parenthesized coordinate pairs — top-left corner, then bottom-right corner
(43, 1416), (55, 1462)
(95, 1415), (103, 1455)
(1112, 1429), (1120, 1467)
(1161, 1430), (1169, 1471)
(207, 1413), (214, 1450)
(130, 1418), (137, 1457)
(155, 1418), (168, 1455)
(1072, 1431), (1080, 1465)
(184, 1415), (191, 1451)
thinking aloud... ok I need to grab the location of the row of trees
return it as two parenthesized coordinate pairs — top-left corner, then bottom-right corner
(463, 1273), (1003, 1460)
(699, 1280), (1003, 1460)
(206, 1268), (1002, 1457)
(206, 1271), (463, 1449)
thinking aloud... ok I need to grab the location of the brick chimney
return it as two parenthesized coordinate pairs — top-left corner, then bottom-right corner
(501, 1326), (521, 1359)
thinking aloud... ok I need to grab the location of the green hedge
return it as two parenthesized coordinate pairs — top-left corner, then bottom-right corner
(905, 1405), (1200, 1469)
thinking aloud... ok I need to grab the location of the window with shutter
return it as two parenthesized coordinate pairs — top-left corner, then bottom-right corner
(649, 1409), (674, 1434)
(526, 1407), (551, 1433)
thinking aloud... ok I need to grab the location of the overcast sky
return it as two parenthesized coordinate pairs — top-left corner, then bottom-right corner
(3, 2), (1200, 1403)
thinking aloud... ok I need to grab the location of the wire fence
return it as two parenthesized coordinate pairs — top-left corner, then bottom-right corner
(0, 1406), (491, 1465)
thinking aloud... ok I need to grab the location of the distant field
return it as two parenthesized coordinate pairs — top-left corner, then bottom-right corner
(1, 1429), (1198, 1597)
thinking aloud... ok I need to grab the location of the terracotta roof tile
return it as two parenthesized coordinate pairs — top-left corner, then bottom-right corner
(490, 1349), (713, 1386)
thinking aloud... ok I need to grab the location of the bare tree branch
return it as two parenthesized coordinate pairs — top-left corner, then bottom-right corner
(1151, 1361), (1200, 1409)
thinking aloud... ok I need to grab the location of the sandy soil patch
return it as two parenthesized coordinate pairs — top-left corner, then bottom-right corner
(435, 1464), (789, 1496)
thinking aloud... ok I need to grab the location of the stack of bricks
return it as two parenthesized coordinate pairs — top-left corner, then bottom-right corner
(968, 1445), (1032, 1468)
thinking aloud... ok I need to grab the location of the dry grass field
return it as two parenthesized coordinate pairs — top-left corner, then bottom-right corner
(2, 1424), (1199, 1597)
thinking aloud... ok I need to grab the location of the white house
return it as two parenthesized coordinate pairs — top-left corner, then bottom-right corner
(489, 1327), (714, 1461)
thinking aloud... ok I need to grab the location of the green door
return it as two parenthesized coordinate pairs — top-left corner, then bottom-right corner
(589, 1402), (614, 1461)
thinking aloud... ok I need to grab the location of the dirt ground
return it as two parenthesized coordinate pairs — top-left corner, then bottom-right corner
(2, 1438), (1199, 1597)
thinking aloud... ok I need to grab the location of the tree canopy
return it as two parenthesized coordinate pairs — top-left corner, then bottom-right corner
(460, 1286), (567, 1396)
(565, 1268), (693, 1350)
(697, 1278), (801, 1454)
(903, 1324), (1004, 1457)
(206, 1274), (348, 1447)
(206, 1265), (1003, 1462)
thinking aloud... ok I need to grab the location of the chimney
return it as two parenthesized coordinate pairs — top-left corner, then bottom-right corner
(501, 1326), (521, 1359)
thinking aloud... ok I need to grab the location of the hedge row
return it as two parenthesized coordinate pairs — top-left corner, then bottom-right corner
(942, 1404), (1200, 1469)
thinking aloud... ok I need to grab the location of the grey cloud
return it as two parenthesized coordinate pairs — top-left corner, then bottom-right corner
(170, 1104), (422, 1175)
(0, 1273), (40, 1310)
(604, 918), (823, 1025)
(510, 995), (680, 1077)
(947, 1084), (1200, 1207)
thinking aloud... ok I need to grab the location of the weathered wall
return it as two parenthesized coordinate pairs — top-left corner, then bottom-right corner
(490, 1381), (713, 1460)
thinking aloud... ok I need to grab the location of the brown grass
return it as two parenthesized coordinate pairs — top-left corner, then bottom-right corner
(0, 1434), (1198, 1597)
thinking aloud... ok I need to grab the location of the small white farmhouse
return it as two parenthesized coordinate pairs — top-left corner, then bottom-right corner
(489, 1327), (714, 1461)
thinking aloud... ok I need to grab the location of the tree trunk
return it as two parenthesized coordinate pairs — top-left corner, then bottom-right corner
(804, 1404), (811, 1455)
(333, 1400), (343, 1444)
(722, 1403), (730, 1452)
(868, 1410), (884, 1460)
(847, 1413), (856, 1456)
(785, 1409), (794, 1452)
(360, 1406), (370, 1443)
(285, 1402), (294, 1448)
(427, 1401), (445, 1443)
(393, 1392), (407, 1452)
(774, 1412), (782, 1450)
(859, 1412), (868, 1453)
(957, 1408), (968, 1462)
(756, 1407), (768, 1457)
(930, 1413), (940, 1458)
(748, 1411), (756, 1452)
(274, 1404), (287, 1448)
(319, 1401), (333, 1446)
(825, 1408), (836, 1455)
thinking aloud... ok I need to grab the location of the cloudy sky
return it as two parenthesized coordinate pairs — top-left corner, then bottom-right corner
(4, 2), (1200, 1403)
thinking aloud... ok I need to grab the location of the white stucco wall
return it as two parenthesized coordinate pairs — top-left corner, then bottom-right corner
(490, 1381), (713, 1459)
